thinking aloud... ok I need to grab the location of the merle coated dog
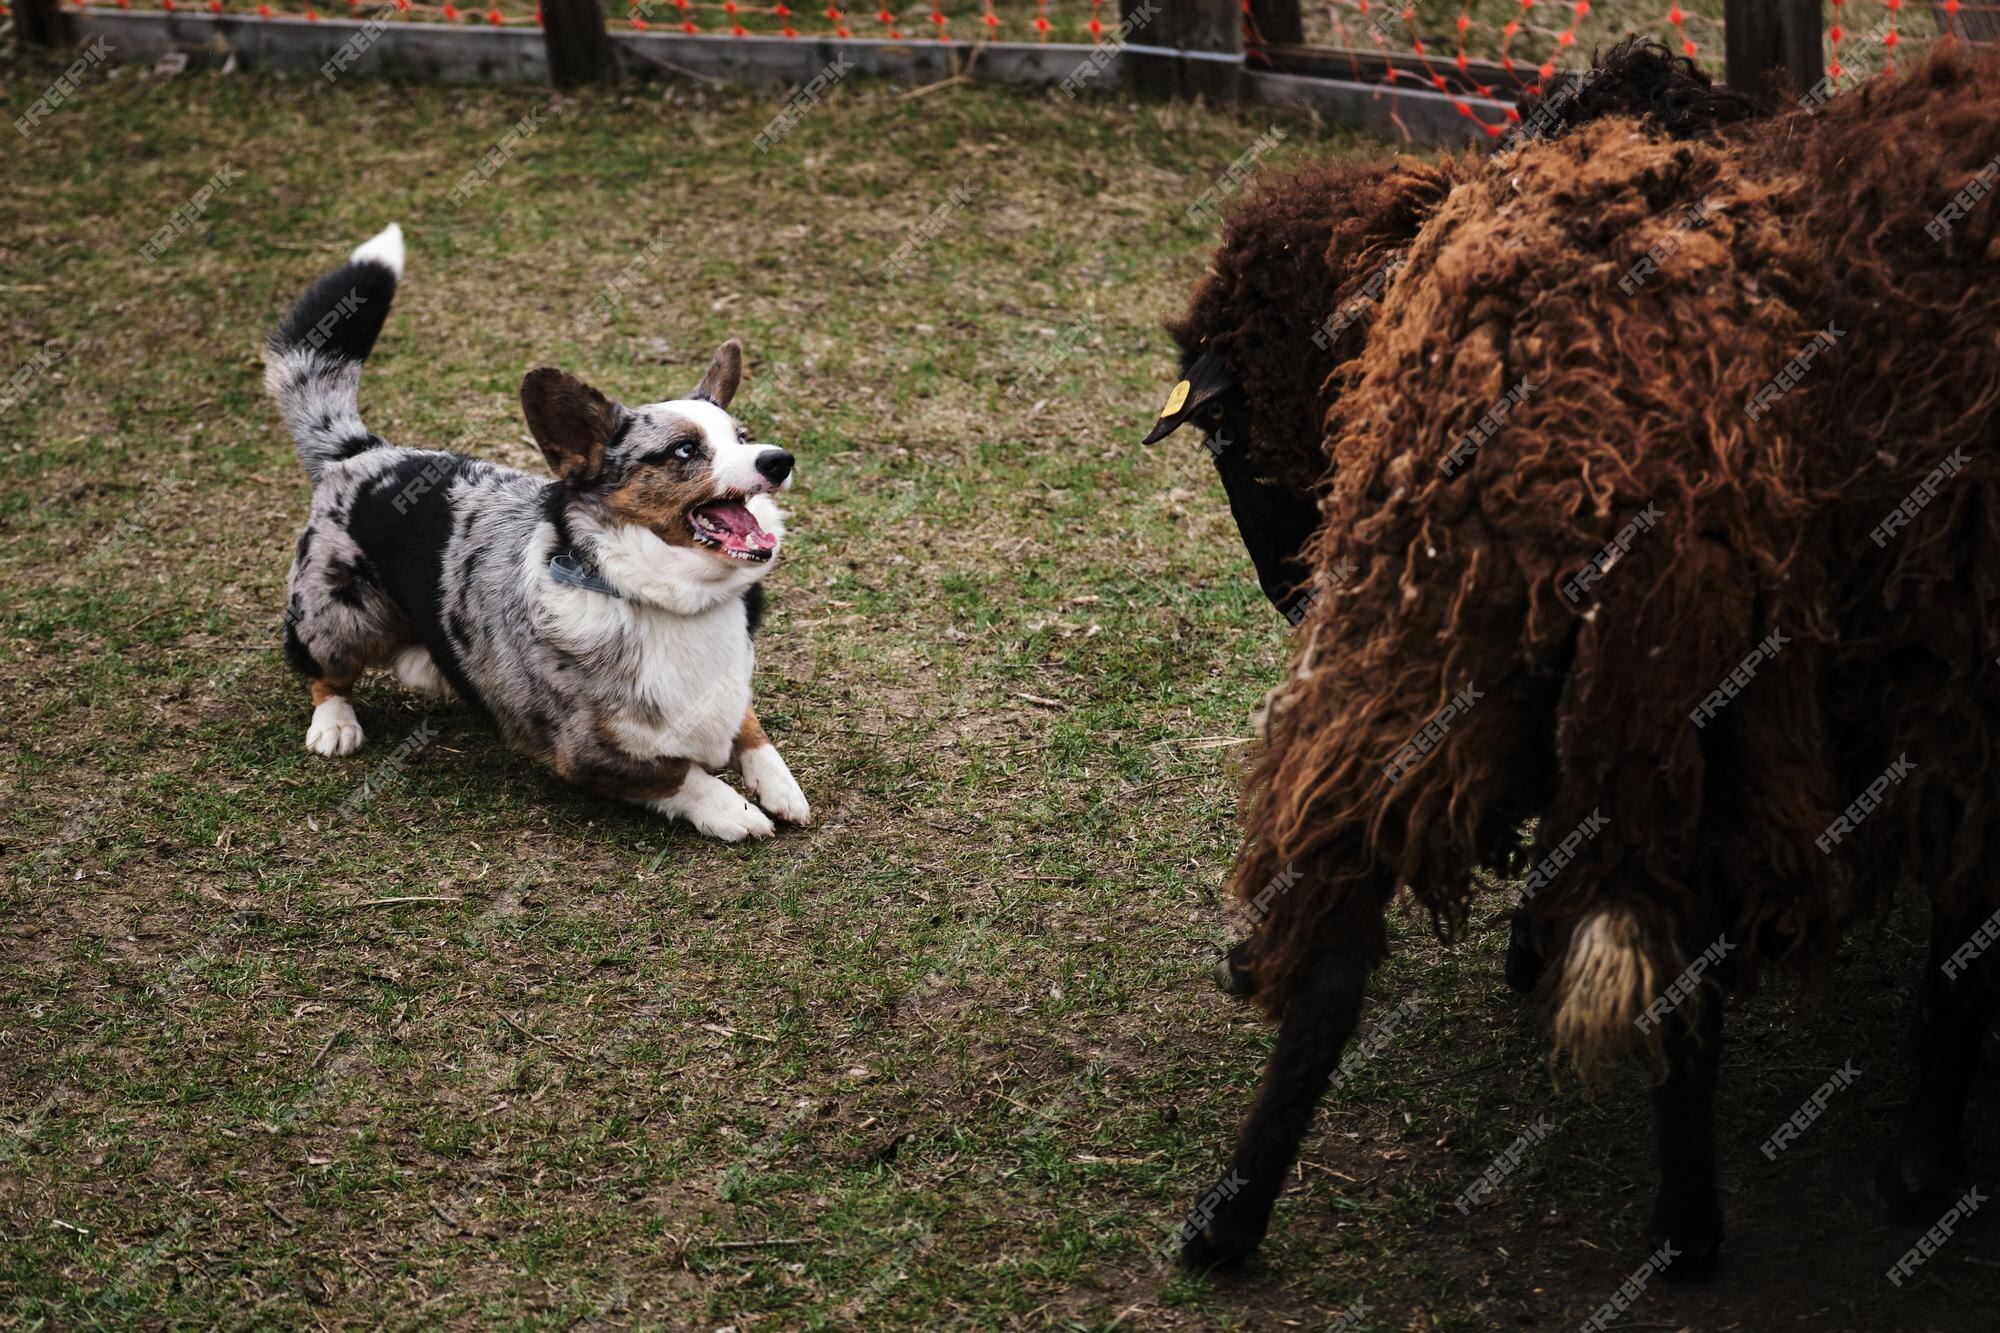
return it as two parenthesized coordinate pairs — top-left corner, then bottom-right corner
(266, 224), (809, 841)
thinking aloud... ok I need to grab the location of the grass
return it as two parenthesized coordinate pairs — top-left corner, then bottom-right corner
(2, 47), (1996, 1331)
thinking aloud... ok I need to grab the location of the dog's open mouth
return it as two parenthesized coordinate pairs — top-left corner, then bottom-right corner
(688, 497), (778, 562)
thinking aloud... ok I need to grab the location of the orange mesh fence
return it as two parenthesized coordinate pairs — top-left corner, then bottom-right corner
(59, 0), (1145, 37)
(45, 0), (1988, 86)
(1275, 1), (1973, 138)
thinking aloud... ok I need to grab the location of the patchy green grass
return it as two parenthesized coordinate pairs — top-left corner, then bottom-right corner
(2, 51), (1995, 1332)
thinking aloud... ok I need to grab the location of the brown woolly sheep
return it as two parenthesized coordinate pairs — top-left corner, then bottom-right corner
(1153, 42), (2000, 1278)
(1158, 38), (1772, 1000)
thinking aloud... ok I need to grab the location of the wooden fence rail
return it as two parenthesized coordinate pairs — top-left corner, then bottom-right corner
(31, 2), (1981, 146)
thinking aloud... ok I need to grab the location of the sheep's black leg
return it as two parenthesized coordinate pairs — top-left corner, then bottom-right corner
(1211, 935), (1260, 999)
(1652, 997), (1724, 1281)
(1178, 951), (1369, 1268)
(1873, 900), (1998, 1220)
(1504, 904), (1545, 994)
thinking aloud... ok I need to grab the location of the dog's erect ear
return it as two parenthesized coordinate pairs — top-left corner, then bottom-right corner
(522, 367), (622, 486)
(1142, 349), (1236, 445)
(691, 339), (743, 409)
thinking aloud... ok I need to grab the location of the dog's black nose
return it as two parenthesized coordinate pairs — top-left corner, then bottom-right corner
(755, 449), (794, 486)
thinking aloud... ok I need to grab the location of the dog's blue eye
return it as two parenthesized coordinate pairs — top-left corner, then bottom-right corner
(633, 440), (702, 468)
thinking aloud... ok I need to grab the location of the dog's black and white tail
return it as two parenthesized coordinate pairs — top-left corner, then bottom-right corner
(263, 223), (403, 486)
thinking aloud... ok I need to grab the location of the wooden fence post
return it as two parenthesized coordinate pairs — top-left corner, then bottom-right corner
(1118, 0), (1180, 99)
(1724, 0), (1821, 97)
(1119, 0), (1242, 102)
(14, 0), (69, 50)
(1245, 0), (1303, 47)
(542, 0), (618, 89)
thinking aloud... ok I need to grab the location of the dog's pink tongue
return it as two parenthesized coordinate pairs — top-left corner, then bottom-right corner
(709, 501), (777, 551)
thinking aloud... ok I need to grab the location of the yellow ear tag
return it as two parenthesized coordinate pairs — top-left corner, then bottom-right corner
(1160, 379), (1191, 419)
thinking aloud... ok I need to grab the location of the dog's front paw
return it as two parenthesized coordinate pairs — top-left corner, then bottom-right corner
(305, 698), (365, 757)
(739, 745), (811, 825)
(698, 798), (775, 843)
(658, 770), (776, 842)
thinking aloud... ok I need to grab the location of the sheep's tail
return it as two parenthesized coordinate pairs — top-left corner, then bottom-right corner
(1551, 905), (1672, 1077)
(262, 222), (403, 486)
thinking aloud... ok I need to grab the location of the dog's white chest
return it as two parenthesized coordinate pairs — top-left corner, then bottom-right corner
(606, 602), (752, 768)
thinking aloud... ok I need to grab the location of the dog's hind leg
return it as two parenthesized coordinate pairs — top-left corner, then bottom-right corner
(1874, 898), (1998, 1220)
(284, 601), (369, 758)
(1177, 947), (1370, 1268)
(285, 524), (403, 758)
(304, 675), (365, 757)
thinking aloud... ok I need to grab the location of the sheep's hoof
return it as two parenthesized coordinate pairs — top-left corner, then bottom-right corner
(1211, 953), (1257, 999)
(1503, 907), (1544, 994)
(1870, 1142), (1966, 1223)
(1650, 1201), (1723, 1282)
(1177, 1217), (1263, 1270)
(1657, 1232), (1723, 1283)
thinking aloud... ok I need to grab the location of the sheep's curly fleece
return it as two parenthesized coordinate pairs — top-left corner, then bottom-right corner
(1210, 45), (2000, 1063)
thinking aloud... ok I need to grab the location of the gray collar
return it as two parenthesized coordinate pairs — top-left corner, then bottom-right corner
(548, 547), (622, 598)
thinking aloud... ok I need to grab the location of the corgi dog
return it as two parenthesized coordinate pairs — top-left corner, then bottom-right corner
(264, 223), (808, 841)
